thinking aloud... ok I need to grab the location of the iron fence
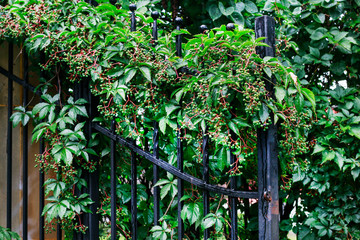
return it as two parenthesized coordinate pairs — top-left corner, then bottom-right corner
(1, 3), (279, 239)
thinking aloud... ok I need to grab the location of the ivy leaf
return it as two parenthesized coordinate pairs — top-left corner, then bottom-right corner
(124, 68), (137, 83)
(165, 104), (180, 116)
(259, 103), (269, 123)
(349, 125), (360, 139)
(208, 4), (222, 21)
(301, 88), (316, 112)
(181, 202), (201, 225)
(228, 121), (239, 136)
(313, 13), (325, 23)
(202, 214), (216, 229)
(230, 12), (244, 26)
(351, 167), (360, 180)
(321, 151), (335, 163)
(139, 66), (151, 82)
(244, 0), (258, 13)
(217, 147), (228, 171)
(218, 2), (234, 16)
(312, 144), (326, 154)
(159, 117), (167, 134)
(275, 86), (286, 103)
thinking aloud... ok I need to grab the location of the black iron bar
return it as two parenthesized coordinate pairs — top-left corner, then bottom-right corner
(177, 124), (184, 240)
(129, 4), (136, 32)
(0, 66), (39, 94)
(39, 139), (45, 240)
(129, 5), (138, 239)
(57, 222), (62, 240)
(23, 51), (29, 240)
(255, 16), (279, 240)
(229, 146), (237, 240)
(93, 123), (257, 198)
(6, 42), (13, 230)
(202, 126), (210, 240)
(153, 121), (160, 226)
(131, 140), (138, 239)
(151, 11), (160, 227)
(87, 78), (99, 240)
(199, 25), (210, 240)
(225, 23), (238, 240)
(39, 53), (45, 240)
(110, 119), (117, 240)
(175, 16), (184, 240)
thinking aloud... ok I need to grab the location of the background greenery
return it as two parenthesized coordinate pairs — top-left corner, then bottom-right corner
(0, 0), (359, 239)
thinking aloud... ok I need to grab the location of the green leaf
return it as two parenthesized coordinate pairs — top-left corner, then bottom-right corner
(139, 66), (151, 82)
(235, 2), (245, 12)
(244, 0), (258, 13)
(217, 147), (228, 171)
(182, 202), (201, 225)
(310, 28), (326, 40)
(334, 152), (345, 170)
(202, 215), (216, 229)
(275, 86), (286, 103)
(312, 144), (326, 154)
(259, 103), (269, 123)
(230, 12), (244, 26)
(208, 4), (222, 21)
(219, 2), (234, 16)
(159, 117), (167, 134)
(322, 151), (335, 163)
(228, 121), (239, 136)
(124, 68), (137, 83)
(351, 167), (360, 180)
(313, 13), (325, 23)
(165, 104), (179, 116)
(301, 88), (316, 112)
(309, 47), (320, 58)
(349, 125), (360, 139)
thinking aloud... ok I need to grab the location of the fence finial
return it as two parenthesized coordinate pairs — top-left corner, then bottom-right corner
(151, 11), (159, 20)
(199, 24), (208, 33)
(129, 3), (136, 11)
(175, 16), (183, 27)
(129, 3), (136, 32)
(226, 23), (235, 31)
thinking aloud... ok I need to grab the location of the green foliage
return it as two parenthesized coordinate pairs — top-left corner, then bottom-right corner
(289, 86), (360, 239)
(4, 0), (356, 239)
(0, 226), (20, 240)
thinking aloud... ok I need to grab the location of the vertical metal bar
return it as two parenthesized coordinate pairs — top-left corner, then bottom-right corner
(23, 51), (29, 240)
(57, 222), (62, 240)
(153, 122), (160, 226)
(151, 11), (160, 227)
(255, 16), (279, 240)
(175, 16), (184, 240)
(6, 42), (13, 230)
(202, 126), (210, 240)
(129, 4), (137, 32)
(39, 53), (45, 240)
(152, 11), (159, 41)
(229, 146), (237, 240)
(110, 119), (117, 240)
(177, 124), (184, 240)
(175, 17), (182, 58)
(73, 81), (83, 240)
(225, 23), (238, 240)
(129, 5), (138, 239)
(131, 141), (137, 240)
(87, 79), (99, 240)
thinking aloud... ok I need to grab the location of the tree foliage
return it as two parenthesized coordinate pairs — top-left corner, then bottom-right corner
(0, 0), (359, 239)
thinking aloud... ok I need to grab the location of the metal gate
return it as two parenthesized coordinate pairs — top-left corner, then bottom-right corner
(0, 3), (279, 240)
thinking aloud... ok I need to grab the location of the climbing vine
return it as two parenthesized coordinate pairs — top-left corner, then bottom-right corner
(0, 0), (314, 238)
